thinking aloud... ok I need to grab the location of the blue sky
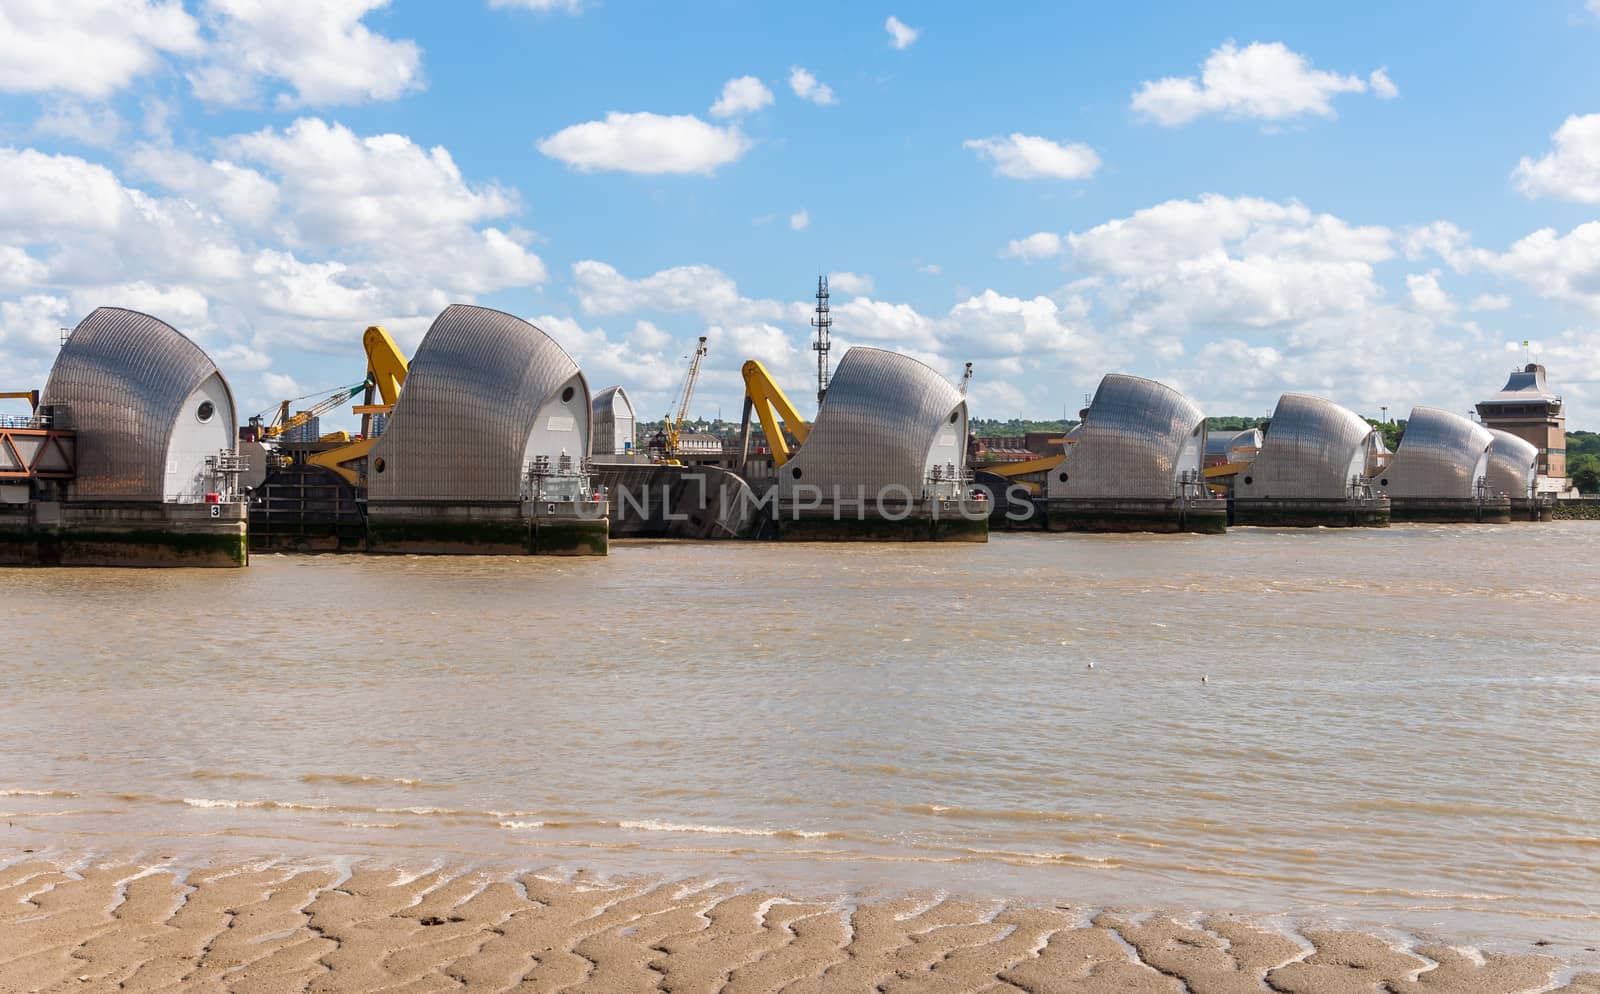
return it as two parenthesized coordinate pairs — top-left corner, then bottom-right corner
(4, 0), (1600, 429)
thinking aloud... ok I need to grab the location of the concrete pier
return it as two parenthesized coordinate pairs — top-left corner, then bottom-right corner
(1045, 496), (1227, 534)
(1389, 496), (1513, 524)
(1232, 497), (1391, 528)
(366, 500), (608, 556)
(771, 500), (988, 542)
(0, 500), (248, 567)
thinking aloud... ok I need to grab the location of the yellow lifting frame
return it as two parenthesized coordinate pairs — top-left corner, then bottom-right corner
(740, 360), (810, 467)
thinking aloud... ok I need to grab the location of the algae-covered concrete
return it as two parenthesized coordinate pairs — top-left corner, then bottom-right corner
(1045, 497), (1227, 534)
(1232, 497), (1391, 528)
(0, 501), (248, 567)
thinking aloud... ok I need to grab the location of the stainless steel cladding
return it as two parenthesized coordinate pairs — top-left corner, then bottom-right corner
(590, 385), (636, 456)
(1234, 394), (1377, 499)
(1047, 374), (1205, 499)
(1204, 428), (1263, 463)
(1485, 428), (1538, 500)
(1378, 407), (1493, 499)
(776, 347), (966, 500)
(368, 304), (590, 501)
(41, 307), (234, 500)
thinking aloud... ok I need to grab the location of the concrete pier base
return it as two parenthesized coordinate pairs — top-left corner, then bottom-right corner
(0, 501), (248, 567)
(366, 500), (608, 556)
(1232, 497), (1391, 528)
(771, 501), (988, 542)
(1389, 496), (1513, 523)
(1511, 497), (1553, 522)
(591, 464), (758, 539)
(1045, 497), (1227, 534)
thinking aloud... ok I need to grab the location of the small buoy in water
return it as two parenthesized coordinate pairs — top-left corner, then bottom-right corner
(1201, 675), (1209, 683)
(1086, 661), (1095, 669)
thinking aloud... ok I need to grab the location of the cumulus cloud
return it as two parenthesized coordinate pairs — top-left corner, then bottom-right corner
(0, 0), (201, 99)
(488, 0), (584, 11)
(710, 75), (774, 118)
(539, 112), (749, 174)
(571, 260), (784, 324)
(1131, 42), (1386, 126)
(1513, 113), (1600, 204)
(789, 209), (810, 231)
(827, 272), (874, 295)
(32, 101), (126, 147)
(1066, 194), (1394, 334)
(1369, 68), (1399, 99)
(1004, 232), (1064, 260)
(1406, 271), (1454, 316)
(788, 66), (836, 105)
(226, 118), (520, 246)
(964, 133), (1100, 180)
(0, 123), (548, 414)
(1471, 293), (1511, 312)
(885, 15), (919, 50)
(187, 0), (423, 108)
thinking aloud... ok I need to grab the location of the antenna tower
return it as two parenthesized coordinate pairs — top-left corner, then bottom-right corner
(811, 275), (832, 407)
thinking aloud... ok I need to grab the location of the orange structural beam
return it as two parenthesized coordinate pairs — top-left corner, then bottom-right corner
(0, 427), (76, 480)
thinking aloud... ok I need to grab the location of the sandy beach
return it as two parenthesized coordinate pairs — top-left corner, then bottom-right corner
(0, 854), (1594, 994)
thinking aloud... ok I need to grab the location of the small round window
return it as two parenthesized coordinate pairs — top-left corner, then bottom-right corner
(561, 386), (575, 403)
(1058, 471), (1069, 483)
(374, 458), (386, 474)
(1380, 478), (1389, 487)
(197, 400), (215, 423)
(948, 410), (959, 424)
(1244, 475), (1253, 485)
(791, 466), (803, 480)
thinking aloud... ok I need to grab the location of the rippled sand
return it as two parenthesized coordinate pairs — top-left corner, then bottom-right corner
(1, 854), (1595, 994)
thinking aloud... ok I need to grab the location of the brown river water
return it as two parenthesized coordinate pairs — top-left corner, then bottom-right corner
(2, 525), (1598, 959)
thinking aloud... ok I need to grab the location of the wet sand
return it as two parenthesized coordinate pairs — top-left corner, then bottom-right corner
(1, 854), (1594, 994)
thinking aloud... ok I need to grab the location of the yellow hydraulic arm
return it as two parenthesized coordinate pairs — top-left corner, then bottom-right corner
(307, 325), (410, 487)
(739, 360), (810, 467)
(1, 390), (40, 411)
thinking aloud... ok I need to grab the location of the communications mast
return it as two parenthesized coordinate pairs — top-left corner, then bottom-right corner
(811, 275), (831, 407)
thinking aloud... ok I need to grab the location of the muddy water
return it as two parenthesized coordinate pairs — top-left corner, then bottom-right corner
(2, 524), (1597, 958)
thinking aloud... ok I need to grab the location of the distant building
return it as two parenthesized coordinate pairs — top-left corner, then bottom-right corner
(1476, 363), (1570, 494)
(676, 431), (721, 456)
(284, 415), (321, 442)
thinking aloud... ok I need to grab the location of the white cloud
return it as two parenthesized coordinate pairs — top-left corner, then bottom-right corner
(0, 0), (200, 99)
(0, 126), (547, 413)
(226, 118), (519, 247)
(33, 101), (126, 147)
(0, 247), (48, 293)
(1513, 113), (1600, 204)
(1477, 222), (1600, 317)
(488, 0), (584, 11)
(885, 15), (919, 50)
(571, 260), (784, 323)
(538, 112), (749, 174)
(1005, 231), (1064, 260)
(1369, 68), (1399, 100)
(1066, 194), (1394, 333)
(963, 133), (1100, 180)
(789, 209), (810, 231)
(1131, 42), (1381, 126)
(710, 75), (773, 118)
(187, 0), (423, 108)
(917, 262), (941, 275)
(1470, 293), (1511, 312)
(788, 67), (836, 105)
(127, 144), (280, 227)
(827, 272), (873, 295)
(1406, 271), (1454, 316)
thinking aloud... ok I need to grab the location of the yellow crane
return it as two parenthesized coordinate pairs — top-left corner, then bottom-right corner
(255, 383), (367, 441)
(306, 326), (409, 487)
(1, 390), (40, 411)
(738, 359), (810, 468)
(652, 335), (708, 464)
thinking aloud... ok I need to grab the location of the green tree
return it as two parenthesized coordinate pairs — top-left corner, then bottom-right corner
(1570, 453), (1600, 495)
